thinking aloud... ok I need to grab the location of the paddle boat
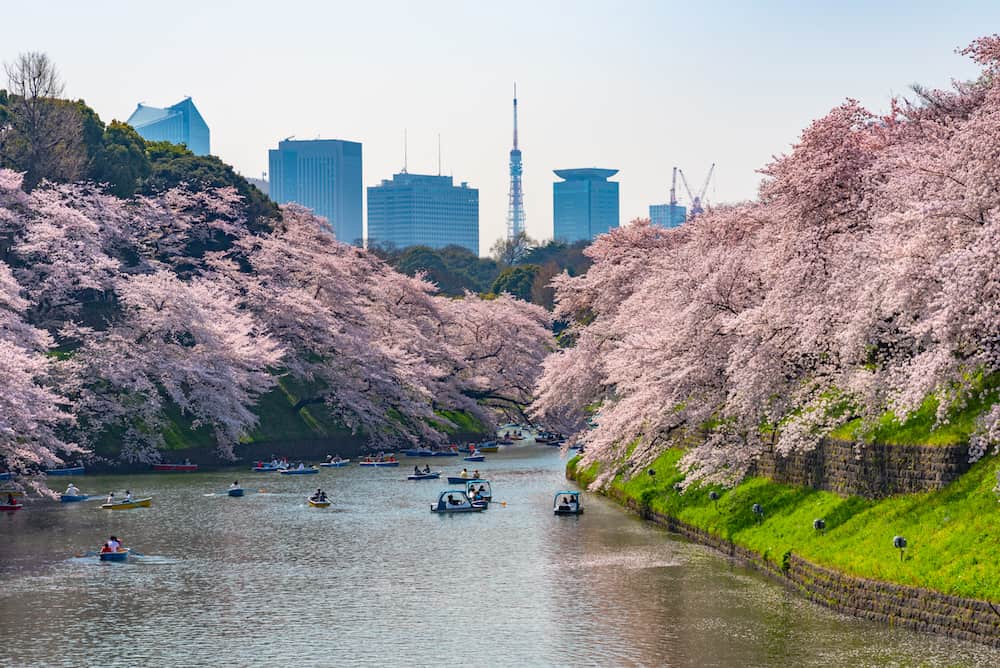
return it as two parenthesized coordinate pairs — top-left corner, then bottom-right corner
(228, 487), (245, 497)
(430, 489), (486, 513)
(466, 480), (492, 507)
(279, 465), (319, 475)
(319, 459), (351, 468)
(60, 493), (90, 503)
(100, 497), (152, 510)
(407, 471), (441, 481)
(152, 462), (198, 472)
(463, 451), (485, 462)
(99, 548), (130, 562)
(0, 501), (23, 512)
(553, 491), (583, 515)
(497, 438), (514, 446)
(359, 457), (399, 467)
(46, 466), (85, 476)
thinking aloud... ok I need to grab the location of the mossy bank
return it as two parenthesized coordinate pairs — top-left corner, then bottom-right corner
(568, 450), (1000, 647)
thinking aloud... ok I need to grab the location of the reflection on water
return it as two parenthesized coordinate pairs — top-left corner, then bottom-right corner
(1, 446), (997, 667)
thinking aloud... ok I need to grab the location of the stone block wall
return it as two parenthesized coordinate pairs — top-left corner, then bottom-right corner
(752, 438), (971, 498)
(593, 485), (1000, 649)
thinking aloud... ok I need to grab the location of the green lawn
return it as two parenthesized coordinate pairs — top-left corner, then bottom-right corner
(571, 449), (1000, 601)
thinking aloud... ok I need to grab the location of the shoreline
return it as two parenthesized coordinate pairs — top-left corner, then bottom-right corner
(568, 464), (1000, 648)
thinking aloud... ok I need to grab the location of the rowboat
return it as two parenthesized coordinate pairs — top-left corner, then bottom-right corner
(252, 464), (282, 472)
(307, 497), (331, 508)
(279, 467), (319, 475)
(359, 460), (399, 467)
(152, 463), (198, 472)
(463, 453), (485, 462)
(407, 471), (441, 480)
(46, 466), (85, 476)
(0, 472), (11, 481)
(554, 491), (583, 515)
(101, 497), (152, 510)
(99, 549), (130, 562)
(402, 449), (433, 457)
(430, 450), (460, 457)
(60, 494), (90, 503)
(0, 503), (23, 512)
(446, 476), (475, 485)
(430, 490), (486, 513)
(319, 459), (351, 467)
(227, 488), (245, 497)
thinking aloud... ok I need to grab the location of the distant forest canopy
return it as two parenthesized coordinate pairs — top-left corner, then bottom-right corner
(371, 237), (593, 308)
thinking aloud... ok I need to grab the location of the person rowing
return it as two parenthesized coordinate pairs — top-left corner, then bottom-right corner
(230, 480), (240, 489)
(423, 464), (431, 474)
(65, 483), (81, 496)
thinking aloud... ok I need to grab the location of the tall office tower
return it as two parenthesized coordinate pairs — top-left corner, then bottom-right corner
(552, 168), (620, 243)
(649, 203), (687, 228)
(367, 173), (479, 254)
(126, 97), (210, 155)
(506, 84), (525, 239)
(268, 139), (363, 246)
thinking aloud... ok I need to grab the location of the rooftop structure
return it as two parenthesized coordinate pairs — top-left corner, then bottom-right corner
(552, 168), (620, 243)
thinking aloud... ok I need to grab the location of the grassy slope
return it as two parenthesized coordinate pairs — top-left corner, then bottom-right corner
(570, 450), (1000, 601)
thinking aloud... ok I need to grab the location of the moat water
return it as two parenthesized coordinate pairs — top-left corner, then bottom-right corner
(1, 445), (997, 667)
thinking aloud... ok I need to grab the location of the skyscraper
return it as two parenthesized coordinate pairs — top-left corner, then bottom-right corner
(367, 172), (479, 254)
(126, 97), (210, 156)
(649, 203), (686, 228)
(268, 139), (363, 245)
(506, 84), (525, 239)
(552, 168), (620, 243)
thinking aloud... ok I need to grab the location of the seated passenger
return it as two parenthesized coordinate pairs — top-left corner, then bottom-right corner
(65, 483), (80, 496)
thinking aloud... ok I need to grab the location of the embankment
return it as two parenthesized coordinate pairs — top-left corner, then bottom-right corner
(568, 450), (1000, 647)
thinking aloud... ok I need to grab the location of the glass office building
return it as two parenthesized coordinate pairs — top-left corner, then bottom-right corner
(649, 203), (687, 228)
(126, 97), (210, 156)
(367, 172), (479, 254)
(552, 168), (620, 243)
(268, 139), (364, 246)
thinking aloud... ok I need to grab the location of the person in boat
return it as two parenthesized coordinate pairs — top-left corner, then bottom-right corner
(414, 465), (421, 475)
(5, 493), (16, 505)
(230, 480), (240, 489)
(447, 494), (458, 506)
(478, 484), (487, 497)
(105, 491), (115, 504)
(297, 462), (305, 470)
(460, 468), (470, 479)
(423, 464), (431, 474)
(124, 490), (133, 502)
(183, 458), (191, 465)
(473, 470), (481, 479)
(65, 483), (80, 496)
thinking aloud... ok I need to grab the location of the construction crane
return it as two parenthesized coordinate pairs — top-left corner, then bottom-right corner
(677, 163), (715, 219)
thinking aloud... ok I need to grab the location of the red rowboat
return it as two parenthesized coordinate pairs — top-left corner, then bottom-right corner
(151, 463), (198, 472)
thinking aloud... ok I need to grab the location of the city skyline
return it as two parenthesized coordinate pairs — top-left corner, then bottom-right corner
(2, 1), (996, 254)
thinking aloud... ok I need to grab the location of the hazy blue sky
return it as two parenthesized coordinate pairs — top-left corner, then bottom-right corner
(3, 1), (997, 253)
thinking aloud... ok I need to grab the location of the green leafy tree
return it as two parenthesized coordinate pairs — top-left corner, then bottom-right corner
(491, 265), (540, 302)
(89, 121), (150, 198)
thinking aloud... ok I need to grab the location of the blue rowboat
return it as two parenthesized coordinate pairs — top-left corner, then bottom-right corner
(99, 549), (129, 562)
(279, 467), (319, 475)
(430, 451), (460, 457)
(402, 449), (434, 457)
(447, 476), (476, 485)
(227, 488), (245, 497)
(319, 460), (351, 467)
(407, 472), (441, 481)
(0, 472), (11, 481)
(252, 464), (281, 472)
(60, 494), (89, 503)
(463, 454), (485, 462)
(46, 466), (85, 476)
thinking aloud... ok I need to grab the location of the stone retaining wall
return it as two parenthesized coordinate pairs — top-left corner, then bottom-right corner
(752, 438), (971, 498)
(587, 483), (1000, 648)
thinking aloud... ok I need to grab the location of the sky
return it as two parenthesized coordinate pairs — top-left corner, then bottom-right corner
(3, 1), (998, 254)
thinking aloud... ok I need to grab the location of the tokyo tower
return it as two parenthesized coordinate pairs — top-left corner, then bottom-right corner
(506, 83), (525, 239)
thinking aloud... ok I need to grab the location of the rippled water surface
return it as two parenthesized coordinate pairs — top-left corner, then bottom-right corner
(1, 445), (998, 667)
